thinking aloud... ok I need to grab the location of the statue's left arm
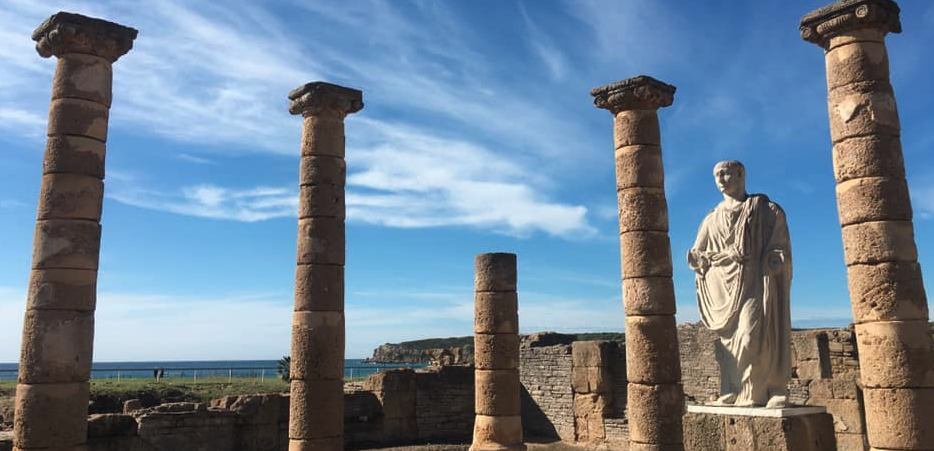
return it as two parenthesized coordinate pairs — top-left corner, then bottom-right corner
(764, 202), (791, 277)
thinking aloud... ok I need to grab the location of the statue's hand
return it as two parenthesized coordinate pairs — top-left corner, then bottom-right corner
(688, 249), (710, 276)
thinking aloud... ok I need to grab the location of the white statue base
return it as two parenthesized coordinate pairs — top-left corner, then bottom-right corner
(684, 404), (835, 450)
(687, 404), (826, 417)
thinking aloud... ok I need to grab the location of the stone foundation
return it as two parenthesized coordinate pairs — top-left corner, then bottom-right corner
(683, 408), (836, 450)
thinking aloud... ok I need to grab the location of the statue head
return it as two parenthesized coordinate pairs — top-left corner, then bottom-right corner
(713, 160), (746, 200)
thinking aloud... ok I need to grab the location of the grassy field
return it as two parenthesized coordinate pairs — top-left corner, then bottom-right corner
(0, 376), (291, 417)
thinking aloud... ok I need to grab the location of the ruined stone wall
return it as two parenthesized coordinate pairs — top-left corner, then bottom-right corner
(518, 341), (574, 441)
(414, 365), (474, 443)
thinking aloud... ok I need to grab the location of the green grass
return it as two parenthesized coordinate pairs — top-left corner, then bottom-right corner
(0, 377), (290, 415)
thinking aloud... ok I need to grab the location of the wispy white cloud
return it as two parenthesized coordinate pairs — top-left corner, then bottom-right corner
(0, 0), (597, 238)
(176, 153), (216, 165)
(519, 3), (567, 82)
(108, 182), (296, 222)
(107, 117), (594, 237)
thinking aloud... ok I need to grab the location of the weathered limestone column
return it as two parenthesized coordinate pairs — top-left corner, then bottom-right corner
(591, 76), (684, 451)
(471, 253), (525, 451)
(14, 12), (136, 451)
(287, 82), (363, 451)
(800, 1), (934, 449)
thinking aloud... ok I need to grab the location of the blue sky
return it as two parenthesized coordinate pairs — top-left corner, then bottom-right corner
(1, 0), (932, 361)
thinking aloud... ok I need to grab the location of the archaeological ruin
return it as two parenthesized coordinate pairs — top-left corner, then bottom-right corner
(3, 0), (932, 450)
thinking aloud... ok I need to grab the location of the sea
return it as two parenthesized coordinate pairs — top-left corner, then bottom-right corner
(0, 359), (425, 382)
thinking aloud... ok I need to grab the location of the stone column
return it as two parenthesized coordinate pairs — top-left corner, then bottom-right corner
(287, 82), (363, 451)
(14, 12), (136, 451)
(799, 1), (934, 449)
(471, 253), (525, 451)
(591, 76), (683, 451)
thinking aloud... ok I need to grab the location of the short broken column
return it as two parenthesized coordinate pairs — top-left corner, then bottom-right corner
(14, 12), (137, 451)
(471, 253), (525, 451)
(287, 82), (363, 451)
(591, 76), (684, 451)
(800, 1), (934, 449)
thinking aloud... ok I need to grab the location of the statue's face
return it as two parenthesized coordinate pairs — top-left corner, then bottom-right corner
(714, 164), (744, 197)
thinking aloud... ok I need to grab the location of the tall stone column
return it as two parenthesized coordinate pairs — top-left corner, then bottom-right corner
(800, 1), (934, 449)
(14, 12), (136, 451)
(591, 76), (683, 451)
(471, 253), (525, 451)
(287, 82), (362, 451)
(289, 82), (363, 451)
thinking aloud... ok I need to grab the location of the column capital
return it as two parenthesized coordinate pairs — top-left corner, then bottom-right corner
(591, 75), (675, 114)
(289, 82), (364, 117)
(33, 12), (137, 63)
(800, 0), (901, 48)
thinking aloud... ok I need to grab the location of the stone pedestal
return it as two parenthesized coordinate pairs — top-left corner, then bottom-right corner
(684, 405), (836, 451)
(799, 1), (934, 449)
(287, 82), (363, 451)
(591, 76), (684, 451)
(15, 12), (136, 451)
(471, 253), (525, 451)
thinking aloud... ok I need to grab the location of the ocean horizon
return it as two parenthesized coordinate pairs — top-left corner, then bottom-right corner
(0, 359), (425, 381)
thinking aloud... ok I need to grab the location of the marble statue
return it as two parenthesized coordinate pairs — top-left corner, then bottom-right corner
(687, 160), (792, 408)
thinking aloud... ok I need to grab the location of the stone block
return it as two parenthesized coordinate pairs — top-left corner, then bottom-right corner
(298, 184), (344, 219)
(474, 292), (518, 334)
(617, 187), (669, 233)
(13, 382), (89, 448)
(87, 413), (137, 437)
(683, 411), (724, 451)
(846, 262), (928, 323)
(572, 340), (615, 368)
(18, 309), (94, 384)
(855, 320), (934, 388)
(629, 442), (686, 451)
(863, 387), (934, 450)
(614, 110), (660, 147)
(825, 39), (889, 90)
(26, 268), (96, 311)
(827, 88), (899, 144)
(834, 433), (867, 451)
(299, 155), (345, 186)
(806, 379), (833, 402)
(293, 264), (343, 312)
(362, 368), (416, 394)
(620, 231), (673, 278)
(822, 398), (864, 434)
(300, 115), (344, 157)
(835, 177), (911, 226)
(37, 174), (103, 221)
(795, 360), (826, 381)
(614, 145), (664, 190)
(841, 220), (917, 265)
(474, 253), (517, 292)
(52, 53), (113, 106)
(288, 379), (343, 440)
(623, 277), (676, 315)
(295, 217), (344, 265)
(832, 134), (904, 183)
(43, 135), (106, 179)
(471, 414), (524, 449)
(474, 333), (519, 370)
(210, 393), (285, 425)
(475, 369), (521, 416)
(571, 366), (611, 394)
(627, 382), (683, 445)
(47, 98), (110, 141)
(123, 399), (142, 414)
(32, 219), (101, 270)
(288, 436), (343, 450)
(574, 393), (609, 443)
(626, 315), (681, 384)
(290, 311), (344, 380)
